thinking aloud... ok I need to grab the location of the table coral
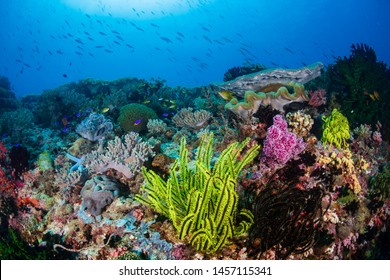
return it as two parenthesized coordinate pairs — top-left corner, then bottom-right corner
(218, 62), (323, 97)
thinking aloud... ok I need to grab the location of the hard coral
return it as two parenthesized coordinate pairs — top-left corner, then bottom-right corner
(80, 175), (120, 217)
(117, 103), (158, 133)
(85, 132), (155, 179)
(172, 108), (212, 130)
(76, 113), (113, 142)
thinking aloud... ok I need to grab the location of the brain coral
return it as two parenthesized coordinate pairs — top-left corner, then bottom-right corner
(117, 103), (158, 133)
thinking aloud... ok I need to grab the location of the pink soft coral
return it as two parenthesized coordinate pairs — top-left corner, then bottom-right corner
(308, 88), (327, 107)
(262, 115), (306, 165)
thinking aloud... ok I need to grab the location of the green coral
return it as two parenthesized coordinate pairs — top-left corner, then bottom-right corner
(136, 133), (260, 253)
(117, 103), (158, 133)
(321, 108), (350, 148)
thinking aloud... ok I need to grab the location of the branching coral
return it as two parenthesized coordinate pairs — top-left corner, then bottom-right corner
(172, 108), (212, 130)
(147, 119), (168, 136)
(316, 148), (368, 194)
(136, 133), (260, 253)
(321, 109), (350, 148)
(286, 110), (314, 138)
(84, 132), (155, 179)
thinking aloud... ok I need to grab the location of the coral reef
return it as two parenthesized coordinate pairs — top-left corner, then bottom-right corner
(308, 88), (327, 107)
(369, 162), (390, 200)
(286, 110), (314, 138)
(1, 54), (389, 260)
(117, 103), (158, 133)
(136, 133), (260, 253)
(146, 119), (168, 136)
(172, 108), (212, 130)
(249, 181), (326, 259)
(76, 113), (113, 142)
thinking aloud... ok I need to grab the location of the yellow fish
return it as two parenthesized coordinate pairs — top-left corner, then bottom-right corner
(369, 91), (380, 101)
(168, 104), (176, 109)
(143, 100), (151, 104)
(102, 107), (110, 113)
(218, 90), (235, 101)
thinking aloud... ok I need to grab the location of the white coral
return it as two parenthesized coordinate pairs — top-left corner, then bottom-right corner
(85, 132), (155, 179)
(147, 119), (168, 135)
(172, 108), (212, 130)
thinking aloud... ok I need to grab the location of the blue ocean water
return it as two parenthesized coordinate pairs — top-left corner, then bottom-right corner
(0, 0), (389, 96)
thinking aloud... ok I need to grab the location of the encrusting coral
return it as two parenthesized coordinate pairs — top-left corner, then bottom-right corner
(136, 133), (260, 253)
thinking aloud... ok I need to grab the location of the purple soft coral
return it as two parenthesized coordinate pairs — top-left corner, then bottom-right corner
(262, 115), (306, 165)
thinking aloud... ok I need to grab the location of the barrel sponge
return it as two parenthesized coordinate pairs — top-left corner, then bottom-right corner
(117, 103), (158, 133)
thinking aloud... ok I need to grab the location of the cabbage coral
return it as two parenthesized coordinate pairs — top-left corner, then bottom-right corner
(321, 109), (350, 148)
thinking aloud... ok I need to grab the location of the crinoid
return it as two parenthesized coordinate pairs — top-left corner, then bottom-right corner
(249, 169), (329, 259)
